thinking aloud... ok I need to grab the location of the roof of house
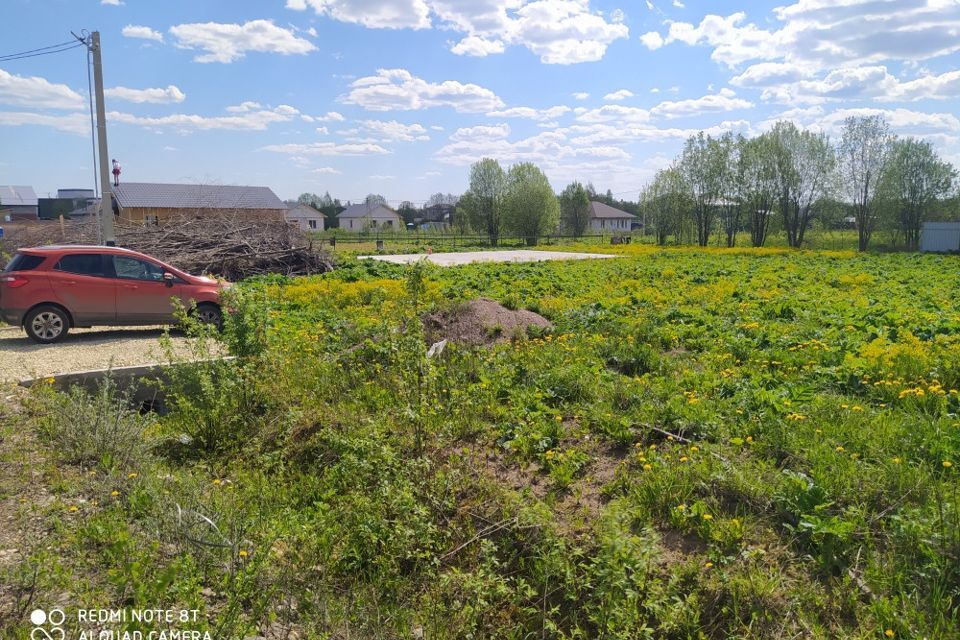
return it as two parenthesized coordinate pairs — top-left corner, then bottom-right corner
(112, 182), (285, 210)
(337, 202), (400, 219)
(0, 185), (38, 207)
(286, 203), (323, 217)
(589, 201), (635, 220)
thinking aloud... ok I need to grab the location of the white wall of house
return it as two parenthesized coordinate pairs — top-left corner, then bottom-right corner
(343, 213), (401, 230)
(590, 218), (631, 231)
(287, 213), (325, 231)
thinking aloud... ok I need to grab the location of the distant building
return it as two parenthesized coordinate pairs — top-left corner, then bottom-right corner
(337, 203), (402, 230)
(0, 185), (38, 220)
(286, 202), (326, 231)
(57, 188), (95, 199)
(588, 201), (635, 232)
(920, 222), (960, 253)
(415, 203), (455, 229)
(38, 197), (98, 219)
(112, 182), (287, 225)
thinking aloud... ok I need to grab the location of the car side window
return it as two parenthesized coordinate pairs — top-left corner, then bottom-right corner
(54, 253), (105, 277)
(113, 256), (166, 281)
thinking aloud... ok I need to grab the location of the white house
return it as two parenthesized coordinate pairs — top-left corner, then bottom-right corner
(588, 201), (635, 232)
(286, 203), (325, 231)
(337, 203), (402, 231)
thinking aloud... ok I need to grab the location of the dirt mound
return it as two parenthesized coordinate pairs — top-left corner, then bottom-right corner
(423, 297), (552, 346)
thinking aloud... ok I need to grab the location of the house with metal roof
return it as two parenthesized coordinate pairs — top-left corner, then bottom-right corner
(337, 203), (402, 231)
(0, 185), (39, 220)
(112, 182), (287, 225)
(588, 201), (635, 232)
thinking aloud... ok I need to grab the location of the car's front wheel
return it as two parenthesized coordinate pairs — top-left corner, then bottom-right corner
(194, 303), (223, 329)
(25, 304), (70, 344)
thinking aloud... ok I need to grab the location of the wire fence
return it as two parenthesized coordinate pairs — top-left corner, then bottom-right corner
(312, 232), (632, 249)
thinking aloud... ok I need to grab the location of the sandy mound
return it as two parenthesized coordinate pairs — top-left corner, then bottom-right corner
(423, 297), (552, 346)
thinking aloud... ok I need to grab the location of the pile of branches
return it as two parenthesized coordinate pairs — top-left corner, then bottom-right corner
(2, 214), (334, 280)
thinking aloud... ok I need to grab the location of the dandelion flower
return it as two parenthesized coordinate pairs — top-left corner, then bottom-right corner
(127, 472), (138, 479)
(704, 561), (713, 568)
(239, 550), (249, 558)
(643, 464), (652, 471)
(884, 630), (894, 638)
(702, 513), (713, 521)
(892, 457), (902, 465)
(679, 456), (689, 463)
(836, 445), (845, 452)
(212, 478), (222, 485)
(944, 461), (954, 469)
(68, 505), (78, 512)
(110, 490), (119, 497)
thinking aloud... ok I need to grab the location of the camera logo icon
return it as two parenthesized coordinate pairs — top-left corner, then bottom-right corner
(30, 609), (65, 640)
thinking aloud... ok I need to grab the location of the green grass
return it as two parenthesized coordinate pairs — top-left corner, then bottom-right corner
(2, 244), (959, 638)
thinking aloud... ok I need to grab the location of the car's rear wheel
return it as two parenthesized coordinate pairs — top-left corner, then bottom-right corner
(195, 303), (223, 329)
(25, 304), (70, 344)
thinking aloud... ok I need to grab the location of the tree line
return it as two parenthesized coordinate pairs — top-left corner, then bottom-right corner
(641, 115), (957, 251)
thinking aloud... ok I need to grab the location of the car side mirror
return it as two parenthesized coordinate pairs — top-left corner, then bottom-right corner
(163, 272), (175, 287)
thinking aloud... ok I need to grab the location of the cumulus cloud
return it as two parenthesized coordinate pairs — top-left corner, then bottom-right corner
(311, 166), (342, 174)
(289, 0), (629, 64)
(603, 89), (634, 101)
(0, 69), (83, 110)
(107, 104), (304, 131)
(286, 0), (431, 29)
(342, 68), (504, 113)
(169, 20), (317, 63)
(650, 88), (754, 119)
(122, 25), (164, 42)
(0, 111), (89, 135)
(572, 92), (589, 100)
(355, 119), (430, 141)
(486, 105), (571, 120)
(105, 85), (186, 104)
(639, 31), (664, 50)
(316, 111), (346, 121)
(757, 66), (960, 104)
(262, 141), (391, 156)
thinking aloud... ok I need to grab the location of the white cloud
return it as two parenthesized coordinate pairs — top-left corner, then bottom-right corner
(356, 119), (430, 141)
(169, 20), (317, 63)
(311, 166), (342, 174)
(451, 35), (505, 57)
(108, 105), (302, 131)
(730, 62), (813, 87)
(450, 123), (511, 141)
(122, 25), (164, 42)
(342, 68), (504, 113)
(0, 69), (83, 110)
(101, 0), (123, 5)
(572, 92), (589, 100)
(672, 0), (684, 7)
(0, 111), (89, 135)
(603, 89), (634, 101)
(226, 101), (263, 113)
(575, 104), (651, 124)
(369, 174), (396, 180)
(286, 0), (431, 29)
(290, 0), (629, 64)
(639, 31), (664, 50)
(650, 88), (753, 119)
(262, 141), (391, 155)
(486, 105), (571, 121)
(317, 111), (346, 121)
(105, 85), (186, 104)
(316, 126), (329, 135)
(757, 66), (960, 105)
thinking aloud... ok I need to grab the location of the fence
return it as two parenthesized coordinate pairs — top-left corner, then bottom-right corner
(312, 232), (622, 249)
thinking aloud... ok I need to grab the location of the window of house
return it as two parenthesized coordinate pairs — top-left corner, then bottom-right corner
(144, 215), (159, 226)
(385, 220), (393, 227)
(308, 219), (317, 229)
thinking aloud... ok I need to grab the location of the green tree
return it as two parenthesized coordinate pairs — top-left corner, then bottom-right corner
(559, 181), (591, 236)
(680, 132), (733, 246)
(640, 165), (688, 245)
(769, 121), (834, 248)
(738, 134), (779, 247)
(837, 115), (895, 251)
(881, 138), (955, 250)
(397, 200), (418, 225)
(365, 193), (388, 206)
(460, 158), (506, 246)
(503, 163), (560, 246)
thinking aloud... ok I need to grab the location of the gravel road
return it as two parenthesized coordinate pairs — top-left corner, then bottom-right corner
(0, 325), (197, 384)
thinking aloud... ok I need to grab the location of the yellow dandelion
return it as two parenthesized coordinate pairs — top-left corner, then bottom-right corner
(643, 464), (652, 471)
(68, 505), (78, 512)
(676, 504), (687, 511)
(679, 456), (689, 463)
(110, 490), (119, 497)
(884, 630), (894, 638)
(836, 445), (845, 452)
(555, 415), (563, 422)
(892, 457), (902, 464)
(704, 561), (714, 569)
(944, 461), (954, 469)
(702, 513), (713, 521)
(212, 478), (222, 485)
(127, 472), (138, 479)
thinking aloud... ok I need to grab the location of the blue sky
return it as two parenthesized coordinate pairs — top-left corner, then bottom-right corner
(2, 0), (959, 204)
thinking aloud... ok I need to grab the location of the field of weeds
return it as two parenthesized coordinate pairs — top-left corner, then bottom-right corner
(2, 245), (959, 639)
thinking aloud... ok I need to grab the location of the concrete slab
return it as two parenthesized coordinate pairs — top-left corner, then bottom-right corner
(359, 249), (616, 267)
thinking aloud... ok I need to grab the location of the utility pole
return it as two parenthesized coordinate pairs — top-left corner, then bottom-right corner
(90, 31), (115, 246)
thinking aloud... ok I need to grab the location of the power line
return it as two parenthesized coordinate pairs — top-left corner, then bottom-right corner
(0, 42), (85, 62)
(0, 39), (77, 58)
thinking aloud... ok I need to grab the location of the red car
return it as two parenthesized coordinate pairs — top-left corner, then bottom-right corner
(1, 245), (225, 343)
